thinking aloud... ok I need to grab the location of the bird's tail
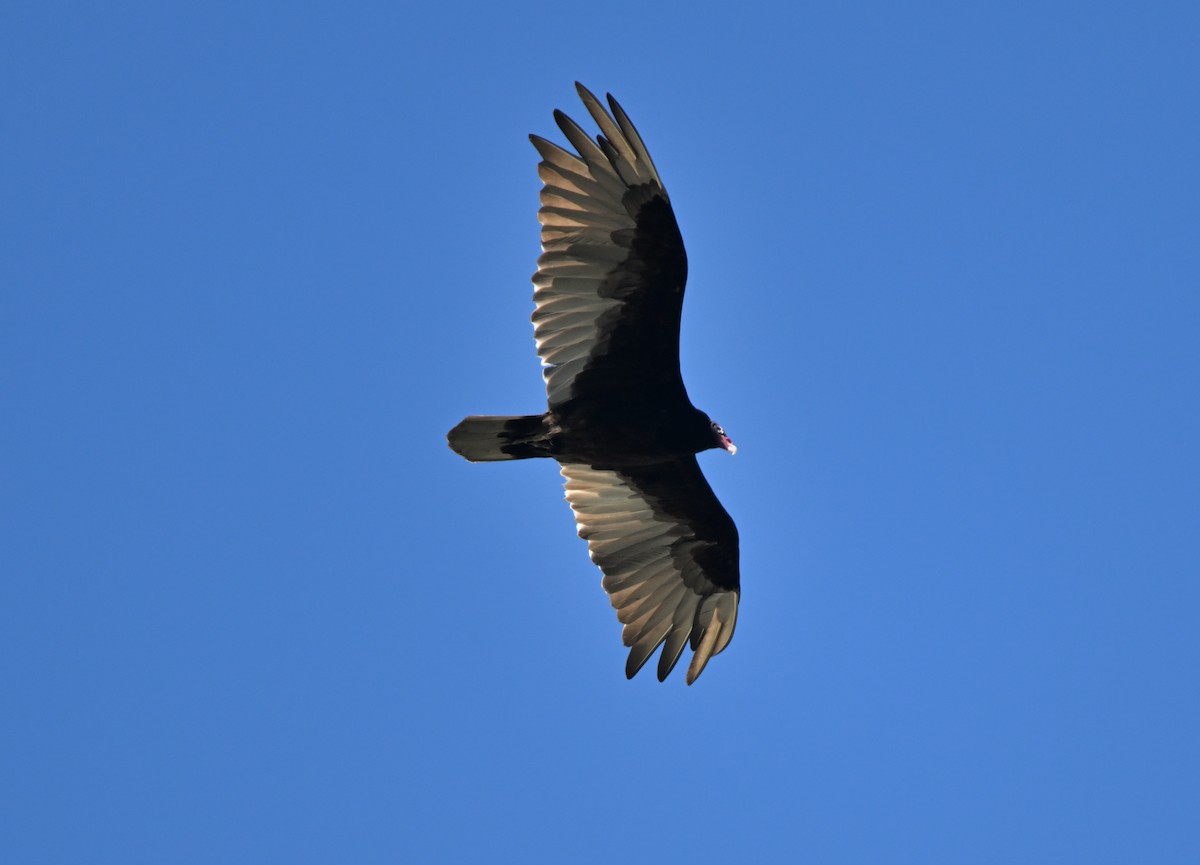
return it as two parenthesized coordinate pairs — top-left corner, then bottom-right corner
(447, 414), (553, 461)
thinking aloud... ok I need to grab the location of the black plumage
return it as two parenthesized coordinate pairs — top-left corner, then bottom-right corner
(448, 84), (739, 684)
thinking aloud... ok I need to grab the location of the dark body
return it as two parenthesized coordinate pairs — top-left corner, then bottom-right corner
(535, 399), (717, 466)
(447, 84), (740, 684)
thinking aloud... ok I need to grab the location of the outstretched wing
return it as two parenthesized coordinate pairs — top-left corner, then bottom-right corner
(561, 459), (740, 684)
(530, 83), (690, 409)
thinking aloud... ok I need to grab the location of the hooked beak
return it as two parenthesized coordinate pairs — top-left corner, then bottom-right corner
(720, 435), (737, 455)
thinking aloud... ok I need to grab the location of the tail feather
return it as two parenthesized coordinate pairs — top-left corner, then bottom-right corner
(447, 414), (552, 462)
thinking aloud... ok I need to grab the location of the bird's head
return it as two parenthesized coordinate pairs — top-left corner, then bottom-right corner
(711, 421), (737, 455)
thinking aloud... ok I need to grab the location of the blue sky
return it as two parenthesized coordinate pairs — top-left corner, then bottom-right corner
(3, 2), (1198, 862)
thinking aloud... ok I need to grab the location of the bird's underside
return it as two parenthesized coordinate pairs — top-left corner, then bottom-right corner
(447, 83), (740, 685)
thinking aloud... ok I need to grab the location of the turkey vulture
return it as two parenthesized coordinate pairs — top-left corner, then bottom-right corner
(448, 83), (739, 684)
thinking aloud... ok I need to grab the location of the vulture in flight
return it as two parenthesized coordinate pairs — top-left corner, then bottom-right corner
(448, 83), (739, 684)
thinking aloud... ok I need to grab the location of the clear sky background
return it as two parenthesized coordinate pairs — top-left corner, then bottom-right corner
(4, 2), (1198, 862)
